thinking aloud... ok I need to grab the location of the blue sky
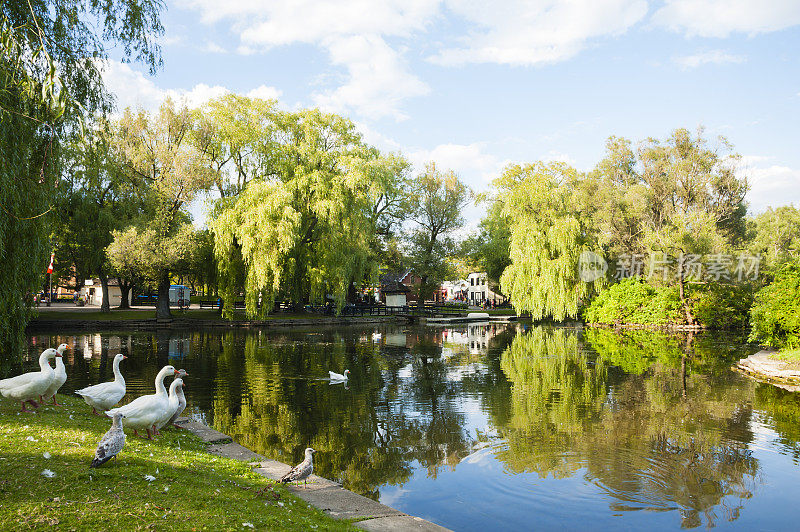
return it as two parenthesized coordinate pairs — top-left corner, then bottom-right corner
(101, 0), (800, 229)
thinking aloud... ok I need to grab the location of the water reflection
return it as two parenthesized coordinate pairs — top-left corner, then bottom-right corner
(500, 328), (759, 527)
(23, 324), (798, 530)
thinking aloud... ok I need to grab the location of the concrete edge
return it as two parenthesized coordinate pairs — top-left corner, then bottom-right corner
(733, 349), (800, 391)
(176, 417), (451, 532)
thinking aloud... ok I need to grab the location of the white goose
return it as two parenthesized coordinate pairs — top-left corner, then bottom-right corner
(43, 343), (70, 405)
(166, 369), (189, 428)
(76, 353), (127, 415)
(106, 365), (178, 439)
(155, 377), (185, 432)
(0, 348), (60, 412)
(328, 369), (350, 382)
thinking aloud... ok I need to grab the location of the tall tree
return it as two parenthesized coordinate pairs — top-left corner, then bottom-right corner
(596, 128), (749, 324)
(498, 161), (604, 320)
(404, 163), (470, 310)
(210, 109), (404, 317)
(111, 100), (213, 318)
(55, 126), (147, 311)
(0, 0), (162, 368)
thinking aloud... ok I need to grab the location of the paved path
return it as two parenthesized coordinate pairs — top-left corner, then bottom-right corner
(177, 418), (450, 532)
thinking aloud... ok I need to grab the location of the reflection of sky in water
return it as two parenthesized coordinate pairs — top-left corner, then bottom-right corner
(25, 325), (800, 530)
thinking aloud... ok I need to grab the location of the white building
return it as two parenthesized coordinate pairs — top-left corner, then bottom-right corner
(80, 279), (131, 307)
(466, 272), (503, 306)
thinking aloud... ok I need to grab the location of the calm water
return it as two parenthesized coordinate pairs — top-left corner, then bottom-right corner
(24, 324), (800, 530)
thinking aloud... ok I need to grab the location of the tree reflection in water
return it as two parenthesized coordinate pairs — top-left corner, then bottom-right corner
(29, 325), (796, 529)
(498, 327), (760, 528)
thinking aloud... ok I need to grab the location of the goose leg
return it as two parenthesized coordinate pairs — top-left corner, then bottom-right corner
(26, 399), (40, 410)
(133, 429), (139, 438)
(145, 427), (153, 440)
(51, 396), (61, 406)
(20, 401), (34, 413)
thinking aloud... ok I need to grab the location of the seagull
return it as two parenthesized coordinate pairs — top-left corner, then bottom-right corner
(328, 370), (350, 382)
(280, 448), (316, 487)
(91, 413), (126, 468)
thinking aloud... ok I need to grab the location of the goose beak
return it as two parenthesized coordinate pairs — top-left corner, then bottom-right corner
(55, 353), (62, 358)
(122, 356), (128, 360)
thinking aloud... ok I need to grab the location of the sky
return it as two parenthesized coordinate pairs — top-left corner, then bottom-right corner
(100, 0), (800, 230)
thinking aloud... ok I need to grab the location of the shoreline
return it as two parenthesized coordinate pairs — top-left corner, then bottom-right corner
(26, 315), (409, 332)
(177, 417), (449, 531)
(733, 349), (800, 392)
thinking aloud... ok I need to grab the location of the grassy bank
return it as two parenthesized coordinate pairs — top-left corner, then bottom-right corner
(0, 396), (351, 531)
(771, 348), (800, 364)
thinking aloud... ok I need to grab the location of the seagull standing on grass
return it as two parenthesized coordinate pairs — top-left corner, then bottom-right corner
(280, 448), (316, 487)
(91, 413), (126, 468)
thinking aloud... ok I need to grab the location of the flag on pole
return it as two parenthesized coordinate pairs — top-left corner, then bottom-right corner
(46, 253), (54, 274)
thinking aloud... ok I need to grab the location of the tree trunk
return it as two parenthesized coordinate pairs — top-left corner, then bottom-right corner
(156, 272), (172, 319)
(417, 275), (428, 313)
(99, 272), (111, 313)
(677, 257), (694, 325)
(117, 277), (131, 309)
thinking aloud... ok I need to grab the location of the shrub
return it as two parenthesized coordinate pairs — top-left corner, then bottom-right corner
(691, 282), (754, 330)
(584, 278), (682, 326)
(749, 261), (800, 349)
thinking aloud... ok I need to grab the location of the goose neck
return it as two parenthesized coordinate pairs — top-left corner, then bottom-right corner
(155, 368), (172, 396)
(112, 357), (125, 385)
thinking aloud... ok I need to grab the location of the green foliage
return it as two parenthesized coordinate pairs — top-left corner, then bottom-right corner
(498, 161), (604, 320)
(0, 0), (162, 369)
(691, 282), (754, 330)
(460, 197), (511, 284)
(210, 109), (399, 318)
(404, 163), (470, 305)
(750, 205), (800, 275)
(749, 261), (800, 349)
(584, 278), (682, 326)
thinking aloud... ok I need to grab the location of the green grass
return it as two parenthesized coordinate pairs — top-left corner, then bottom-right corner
(772, 348), (800, 363)
(0, 396), (352, 531)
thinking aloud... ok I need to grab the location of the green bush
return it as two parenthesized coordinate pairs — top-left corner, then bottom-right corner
(691, 282), (754, 330)
(584, 277), (682, 326)
(749, 261), (800, 349)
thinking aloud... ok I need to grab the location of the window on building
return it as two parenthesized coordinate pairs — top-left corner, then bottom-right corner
(471, 278), (474, 286)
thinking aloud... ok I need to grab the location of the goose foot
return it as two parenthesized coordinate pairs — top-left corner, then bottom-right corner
(51, 397), (62, 406)
(19, 402), (35, 413)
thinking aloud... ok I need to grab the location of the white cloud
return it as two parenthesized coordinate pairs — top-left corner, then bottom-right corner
(312, 35), (429, 121)
(246, 84), (283, 101)
(203, 41), (227, 53)
(408, 142), (509, 190)
(653, 0), (800, 38)
(673, 50), (746, 69)
(740, 156), (800, 213)
(431, 0), (648, 66)
(99, 61), (281, 112)
(178, 0), (437, 120)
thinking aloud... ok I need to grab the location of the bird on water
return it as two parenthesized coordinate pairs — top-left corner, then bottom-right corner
(280, 447), (316, 487)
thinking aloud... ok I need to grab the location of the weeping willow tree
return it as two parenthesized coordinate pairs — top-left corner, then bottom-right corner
(498, 161), (604, 320)
(210, 109), (406, 318)
(0, 0), (162, 370)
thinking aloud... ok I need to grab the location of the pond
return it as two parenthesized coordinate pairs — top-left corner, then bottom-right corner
(24, 323), (800, 530)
